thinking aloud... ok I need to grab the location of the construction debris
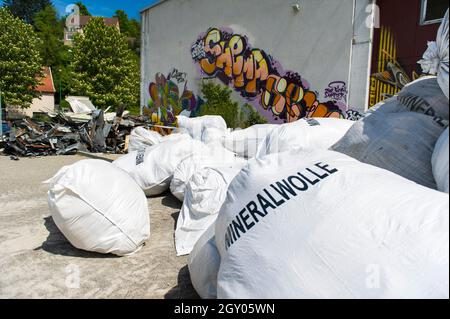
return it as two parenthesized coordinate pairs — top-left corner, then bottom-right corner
(0, 109), (151, 158)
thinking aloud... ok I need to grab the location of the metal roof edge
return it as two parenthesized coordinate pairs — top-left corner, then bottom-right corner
(140, 0), (171, 14)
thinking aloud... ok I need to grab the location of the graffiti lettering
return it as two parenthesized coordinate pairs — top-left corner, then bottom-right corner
(324, 81), (348, 102)
(195, 28), (271, 97)
(144, 70), (203, 126)
(168, 68), (187, 84)
(193, 27), (347, 123)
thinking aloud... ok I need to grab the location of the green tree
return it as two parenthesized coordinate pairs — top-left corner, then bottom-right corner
(33, 5), (62, 68)
(69, 18), (139, 111)
(2, 0), (51, 24)
(33, 4), (72, 104)
(0, 7), (43, 108)
(114, 9), (140, 55)
(75, 1), (90, 16)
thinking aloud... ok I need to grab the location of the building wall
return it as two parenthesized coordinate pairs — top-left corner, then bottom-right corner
(141, 0), (373, 125)
(368, 0), (442, 107)
(7, 94), (55, 118)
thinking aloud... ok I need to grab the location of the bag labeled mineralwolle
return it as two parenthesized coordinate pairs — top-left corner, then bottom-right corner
(215, 149), (449, 299)
(45, 160), (150, 256)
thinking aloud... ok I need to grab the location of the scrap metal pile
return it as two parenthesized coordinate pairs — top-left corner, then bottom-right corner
(0, 107), (150, 157)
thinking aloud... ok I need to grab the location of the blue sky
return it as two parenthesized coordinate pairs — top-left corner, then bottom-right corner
(52, 0), (159, 20)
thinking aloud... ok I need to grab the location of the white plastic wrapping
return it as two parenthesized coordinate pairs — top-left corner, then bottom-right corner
(175, 163), (246, 256)
(113, 134), (205, 196)
(257, 118), (354, 158)
(45, 160), (150, 256)
(170, 144), (244, 201)
(419, 9), (449, 98)
(222, 124), (278, 159)
(177, 115), (227, 140)
(128, 127), (162, 152)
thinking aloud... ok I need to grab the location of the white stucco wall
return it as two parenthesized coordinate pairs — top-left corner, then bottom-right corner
(141, 0), (373, 122)
(7, 94), (55, 118)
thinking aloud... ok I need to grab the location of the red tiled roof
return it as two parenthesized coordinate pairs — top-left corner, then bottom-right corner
(79, 16), (119, 27)
(35, 67), (56, 94)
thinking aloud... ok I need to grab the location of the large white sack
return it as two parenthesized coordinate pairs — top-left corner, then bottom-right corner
(222, 124), (278, 159)
(177, 115), (227, 140)
(257, 118), (354, 158)
(201, 127), (230, 145)
(175, 163), (246, 256)
(128, 127), (163, 152)
(215, 149), (449, 299)
(419, 10), (449, 99)
(45, 160), (150, 256)
(397, 76), (449, 125)
(113, 134), (205, 196)
(331, 110), (446, 189)
(432, 127), (449, 193)
(188, 224), (220, 299)
(170, 144), (244, 201)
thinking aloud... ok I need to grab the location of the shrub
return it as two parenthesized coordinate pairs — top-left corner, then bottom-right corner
(199, 80), (240, 128)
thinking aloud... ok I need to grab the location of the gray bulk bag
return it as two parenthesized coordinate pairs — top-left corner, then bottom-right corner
(331, 110), (446, 189)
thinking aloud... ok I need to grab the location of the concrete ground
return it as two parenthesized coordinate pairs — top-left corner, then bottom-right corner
(0, 154), (199, 299)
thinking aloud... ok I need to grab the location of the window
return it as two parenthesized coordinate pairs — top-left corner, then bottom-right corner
(420, 0), (448, 25)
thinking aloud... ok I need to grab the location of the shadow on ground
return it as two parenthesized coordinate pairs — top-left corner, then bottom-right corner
(36, 216), (117, 259)
(161, 193), (182, 209)
(164, 265), (200, 299)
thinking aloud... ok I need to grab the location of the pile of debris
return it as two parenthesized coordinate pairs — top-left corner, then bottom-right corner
(0, 106), (150, 158)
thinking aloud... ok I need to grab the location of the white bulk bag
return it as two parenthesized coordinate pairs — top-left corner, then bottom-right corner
(397, 76), (449, 124)
(432, 127), (449, 193)
(170, 144), (243, 201)
(45, 160), (150, 256)
(216, 149), (449, 299)
(419, 10), (449, 99)
(222, 124), (278, 159)
(201, 127), (230, 144)
(128, 127), (162, 152)
(257, 118), (354, 158)
(177, 115), (227, 140)
(175, 163), (246, 256)
(188, 224), (221, 299)
(113, 134), (205, 196)
(331, 111), (446, 189)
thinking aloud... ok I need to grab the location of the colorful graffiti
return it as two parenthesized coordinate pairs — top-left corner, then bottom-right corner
(261, 74), (343, 122)
(369, 27), (419, 107)
(144, 69), (203, 126)
(324, 81), (348, 102)
(192, 28), (347, 123)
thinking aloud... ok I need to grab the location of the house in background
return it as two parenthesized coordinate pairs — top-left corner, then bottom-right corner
(64, 14), (120, 46)
(7, 67), (56, 118)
